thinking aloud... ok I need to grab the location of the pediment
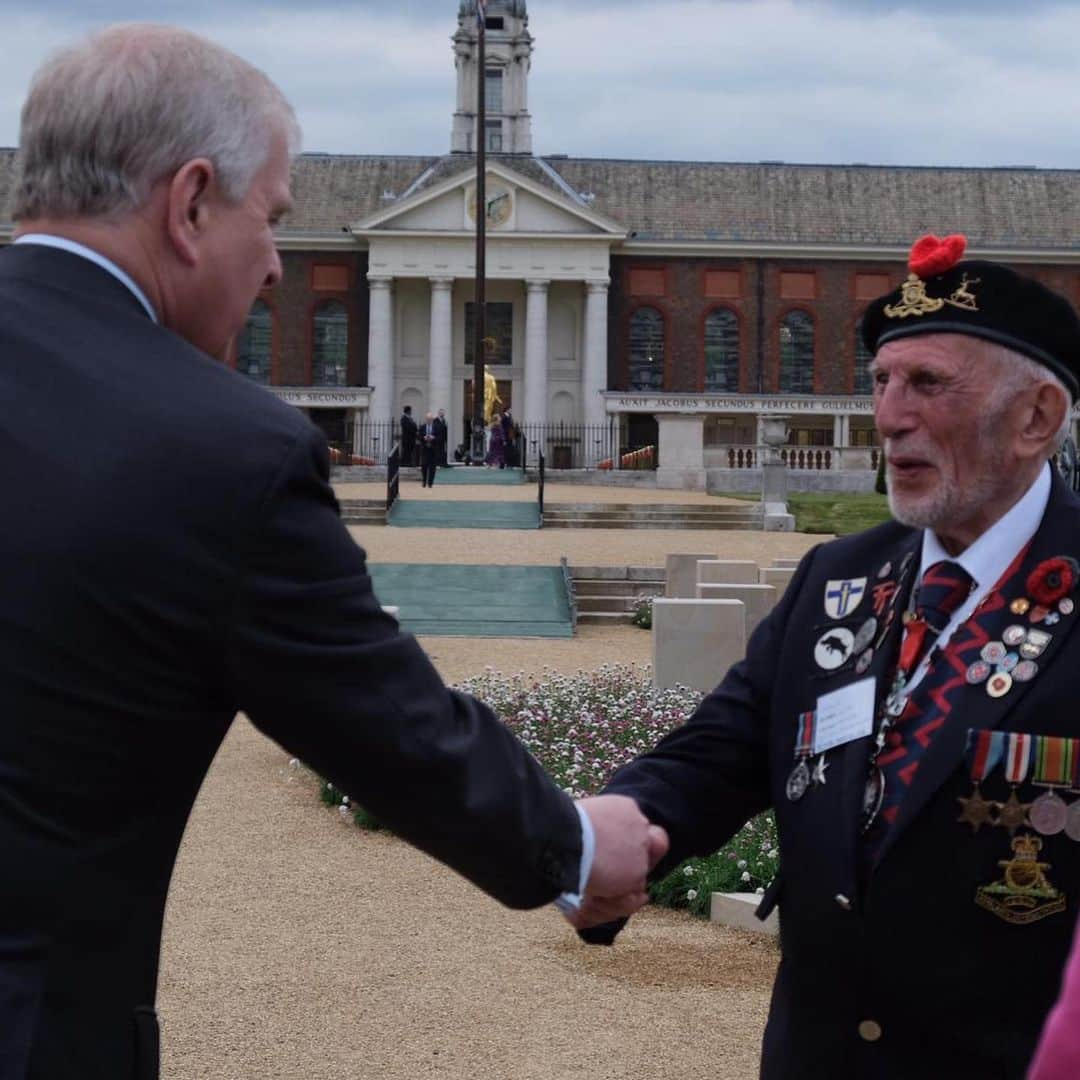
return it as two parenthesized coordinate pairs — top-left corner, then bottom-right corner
(350, 161), (625, 238)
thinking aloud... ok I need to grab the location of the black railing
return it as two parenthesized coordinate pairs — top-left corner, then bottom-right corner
(560, 555), (576, 626)
(519, 421), (621, 470)
(537, 451), (546, 523)
(386, 443), (400, 514)
(349, 419), (400, 463)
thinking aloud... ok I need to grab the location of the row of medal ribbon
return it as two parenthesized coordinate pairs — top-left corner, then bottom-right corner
(964, 728), (1080, 839)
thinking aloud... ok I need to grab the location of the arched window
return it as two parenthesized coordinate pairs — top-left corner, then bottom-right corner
(312, 301), (349, 386)
(779, 311), (814, 393)
(854, 316), (874, 394)
(704, 308), (739, 392)
(238, 300), (272, 384)
(628, 307), (664, 391)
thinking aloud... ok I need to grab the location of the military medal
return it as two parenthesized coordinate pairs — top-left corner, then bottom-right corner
(812, 755), (830, 786)
(957, 730), (1002, 832)
(1064, 799), (1080, 842)
(1029, 736), (1074, 836)
(996, 733), (1033, 834)
(787, 711), (815, 801)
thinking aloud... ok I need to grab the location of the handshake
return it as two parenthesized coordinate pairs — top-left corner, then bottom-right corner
(569, 794), (670, 930)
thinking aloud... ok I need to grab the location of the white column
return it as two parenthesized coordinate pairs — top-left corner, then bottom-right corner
(833, 414), (845, 448)
(524, 279), (549, 429)
(582, 280), (609, 461)
(428, 276), (454, 422)
(367, 275), (394, 425)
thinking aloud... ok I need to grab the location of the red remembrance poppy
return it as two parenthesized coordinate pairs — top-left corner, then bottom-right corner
(1026, 557), (1079, 606)
(908, 233), (967, 278)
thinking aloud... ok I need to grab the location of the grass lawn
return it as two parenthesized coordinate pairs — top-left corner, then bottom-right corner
(787, 492), (892, 536)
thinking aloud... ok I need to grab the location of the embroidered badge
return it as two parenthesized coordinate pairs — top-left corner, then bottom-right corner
(975, 833), (1066, 925)
(824, 578), (867, 620)
(814, 627), (855, 671)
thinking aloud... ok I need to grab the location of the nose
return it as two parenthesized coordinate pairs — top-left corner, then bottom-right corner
(873, 376), (915, 442)
(263, 247), (283, 288)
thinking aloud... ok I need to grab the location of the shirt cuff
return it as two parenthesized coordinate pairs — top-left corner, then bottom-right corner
(553, 801), (595, 914)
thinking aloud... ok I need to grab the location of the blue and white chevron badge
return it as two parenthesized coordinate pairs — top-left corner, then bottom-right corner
(824, 577), (867, 620)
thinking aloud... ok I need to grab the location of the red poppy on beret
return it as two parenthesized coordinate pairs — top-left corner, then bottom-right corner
(1026, 556), (1079, 607)
(908, 233), (967, 278)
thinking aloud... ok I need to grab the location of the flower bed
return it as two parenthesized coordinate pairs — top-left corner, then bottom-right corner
(316, 664), (780, 918)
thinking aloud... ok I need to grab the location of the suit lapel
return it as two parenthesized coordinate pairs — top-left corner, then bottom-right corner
(874, 475), (1080, 866)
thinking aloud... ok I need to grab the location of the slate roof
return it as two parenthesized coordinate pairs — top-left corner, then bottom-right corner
(2, 146), (1078, 252)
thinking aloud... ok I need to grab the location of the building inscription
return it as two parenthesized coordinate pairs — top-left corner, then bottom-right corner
(604, 393), (875, 415)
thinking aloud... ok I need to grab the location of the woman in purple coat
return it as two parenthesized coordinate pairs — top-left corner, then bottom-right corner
(484, 417), (505, 468)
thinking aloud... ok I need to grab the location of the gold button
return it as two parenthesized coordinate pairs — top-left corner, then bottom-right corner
(858, 1020), (883, 1042)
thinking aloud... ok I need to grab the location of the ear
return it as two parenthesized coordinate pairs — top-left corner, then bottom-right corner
(164, 158), (216, 267)
(1017, 381), (1070, 461)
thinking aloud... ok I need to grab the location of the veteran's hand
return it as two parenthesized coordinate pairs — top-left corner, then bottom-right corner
(571, 795), (669, 928)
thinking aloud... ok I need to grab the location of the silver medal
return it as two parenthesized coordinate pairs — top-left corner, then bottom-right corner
(786, 760), (811, 801)
(1029, 791), (1068, 836)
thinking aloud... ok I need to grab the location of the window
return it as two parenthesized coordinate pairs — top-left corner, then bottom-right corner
(485, 16), (504, 30)
(854, 316), (873, 394)
(704, 308), (739, 392)
(779, 311), (814, 393)
(485, 68), (504, 113)
(485, 120), (503, 152)
(628, 307), (665, 391)
(238, 300), (272, 384)
(312, 300), (348, 386)
(465, 302), (513, 364)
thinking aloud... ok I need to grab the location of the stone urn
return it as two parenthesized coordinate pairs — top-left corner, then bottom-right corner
(760, 414), (790, 464)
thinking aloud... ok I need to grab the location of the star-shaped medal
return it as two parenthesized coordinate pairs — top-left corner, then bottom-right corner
(812, 755), (829, 786)
(996, 789), (1031, 835)
(957, 785), (993, 832)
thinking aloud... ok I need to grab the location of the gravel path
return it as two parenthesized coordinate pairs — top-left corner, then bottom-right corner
(155, 483), (811, 1079)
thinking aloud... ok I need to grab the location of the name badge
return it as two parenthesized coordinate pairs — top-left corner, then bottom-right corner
(813, 677), (876, 755)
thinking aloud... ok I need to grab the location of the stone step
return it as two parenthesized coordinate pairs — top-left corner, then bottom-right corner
(572, 580), (664, 598)
(576, 611), (637, 625)
(568, 565), (666, 581)
(545, 510), (760, 522)
(547, 502), (759, 514)
(544, 518), (758, 530)
(576, 595), (655, 613)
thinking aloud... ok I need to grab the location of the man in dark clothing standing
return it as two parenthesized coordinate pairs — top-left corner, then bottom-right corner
(399, 404), (417, 467)
(434, 408), (449, 466)
(420, 411), (439, 487)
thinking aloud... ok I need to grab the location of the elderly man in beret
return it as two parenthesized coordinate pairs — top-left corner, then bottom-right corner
(572, 234), (1080, 1079)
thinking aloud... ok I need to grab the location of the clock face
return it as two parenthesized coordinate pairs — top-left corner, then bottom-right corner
(467, 184), (513, 227)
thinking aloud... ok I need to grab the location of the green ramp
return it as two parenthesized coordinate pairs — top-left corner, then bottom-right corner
(431, 466), (525, 485)
(389, 499), (539, 529)
(368, 563), (572, 637)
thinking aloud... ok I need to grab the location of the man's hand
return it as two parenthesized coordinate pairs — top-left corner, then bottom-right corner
(567, 795), (669, 929)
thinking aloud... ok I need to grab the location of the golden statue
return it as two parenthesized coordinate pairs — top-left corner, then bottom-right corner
(483, 365), (503, 424)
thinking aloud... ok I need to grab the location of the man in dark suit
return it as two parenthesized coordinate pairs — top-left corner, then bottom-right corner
(434, 408), (449, 467)
(0, 25), (664, 1079)
(399, 404), (417, 467)
(419, 411), (439, 487)
(575, 236), (1080, 1079)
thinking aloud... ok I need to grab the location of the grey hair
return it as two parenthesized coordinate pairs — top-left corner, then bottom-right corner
(13, 23), (301, 221)
(983, 342), (1074, 451)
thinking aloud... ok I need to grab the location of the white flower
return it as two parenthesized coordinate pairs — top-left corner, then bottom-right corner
(755, 886), (765, 895)
(737, 859), (747, 870)
(741, 871), (751, 883)
(338, 805), (351, 818)
(683, 865), (696, 876)
(288, 758), (300, 769)
(767, 848), (778, 859)
(686, 889), (698, 901)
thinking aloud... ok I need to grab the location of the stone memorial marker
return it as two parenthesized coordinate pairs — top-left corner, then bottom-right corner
(652, 598), (746, 693)
(697, 559), (760, 586)
(696, 582), (777, 638)
(664, 553), (715, 598)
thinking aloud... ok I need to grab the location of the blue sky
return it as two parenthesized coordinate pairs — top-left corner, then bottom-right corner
(1, 1), (1077, 168)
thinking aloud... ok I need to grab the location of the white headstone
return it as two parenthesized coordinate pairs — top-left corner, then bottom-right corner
(665, 553), (715, 598)
(696, 582), (777, 638)
(760, 566), (796, 593)
(698, 559), (760, 586)
(771, 557), (801, 569)
(652, 598), (746, 693)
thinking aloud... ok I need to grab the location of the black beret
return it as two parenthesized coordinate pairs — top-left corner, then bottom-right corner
(862, 234), (1080, 401)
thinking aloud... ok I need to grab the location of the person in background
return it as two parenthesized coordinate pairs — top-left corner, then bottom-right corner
(399, 403), (417, 467)
(485, 414), (506, 469)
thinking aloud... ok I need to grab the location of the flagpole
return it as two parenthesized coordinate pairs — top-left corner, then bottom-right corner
(471, 0), (487, 463)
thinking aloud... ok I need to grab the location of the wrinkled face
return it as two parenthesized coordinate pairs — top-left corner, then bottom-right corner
(872, 334), (1024, 547)
(186, 130), (292, 357)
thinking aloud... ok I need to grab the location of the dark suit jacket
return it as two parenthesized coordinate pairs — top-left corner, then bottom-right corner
(399, 413), (417, 462)
(604, 476), (1080, 1079)
(0, 244), (581, 1079)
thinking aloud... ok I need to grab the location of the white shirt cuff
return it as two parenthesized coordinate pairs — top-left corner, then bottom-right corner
(553, 801), (595, 914)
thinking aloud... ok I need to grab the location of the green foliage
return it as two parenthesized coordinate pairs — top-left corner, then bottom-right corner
(631, 595), (653, 629)
(787, 492), (891, 536)
(650, 812), (779, 917)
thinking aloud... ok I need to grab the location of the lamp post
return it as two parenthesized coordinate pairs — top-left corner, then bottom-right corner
(471, 2), (488, 463)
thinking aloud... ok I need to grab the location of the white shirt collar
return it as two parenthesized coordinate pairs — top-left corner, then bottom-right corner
(919, 462), (1052, 590)
(14, 234), (158, 323)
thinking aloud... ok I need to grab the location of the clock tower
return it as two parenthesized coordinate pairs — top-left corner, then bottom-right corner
(451, 0), (533, 155)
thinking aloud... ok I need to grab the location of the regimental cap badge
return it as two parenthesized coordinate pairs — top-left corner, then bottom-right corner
(883, 234), (978, 320)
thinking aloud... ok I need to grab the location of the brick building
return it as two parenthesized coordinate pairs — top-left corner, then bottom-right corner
(2, 0), (1079, 486)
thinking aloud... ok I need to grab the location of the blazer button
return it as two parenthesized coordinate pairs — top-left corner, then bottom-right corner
(858, 1020), (883, 1042)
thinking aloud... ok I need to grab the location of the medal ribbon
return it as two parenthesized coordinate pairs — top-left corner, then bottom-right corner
(795, 711), (815, 758)
(1033, 735), (1076, 787)
(1004, 732), (1034, 785)
(966, 729), (1005, 782)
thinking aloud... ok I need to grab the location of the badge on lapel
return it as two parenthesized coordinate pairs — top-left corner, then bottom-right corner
(824, 578), (867, 620)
